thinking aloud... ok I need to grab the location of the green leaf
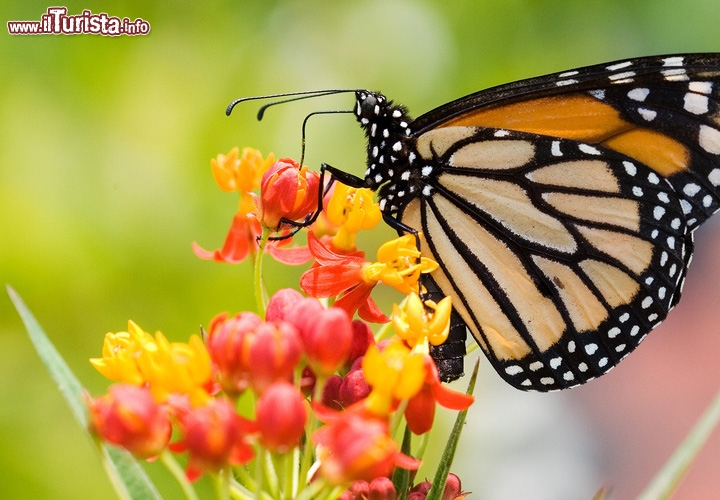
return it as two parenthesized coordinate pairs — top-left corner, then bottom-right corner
(7, 285), (163, 500)
(425, 358), (479, 500)
(636, 385), (720, 500)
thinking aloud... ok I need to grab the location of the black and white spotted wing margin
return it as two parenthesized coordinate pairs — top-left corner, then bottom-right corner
(400, 128), (691, 391)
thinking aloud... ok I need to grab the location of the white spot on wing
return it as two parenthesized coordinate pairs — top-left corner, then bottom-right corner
(708, 168), (720, 186)
(556, 79), (578, 86)
(609, 71), (636, 81)
(663, 56), (684, 66)
(551, 141), (562, 156)
(607, 61), (633, 71)
(638, 108), (657, 121)
(578, 144), (601, 155)
(627, 88), (650, 101)
(683, 183), (701, 197)
(699, 125), (720, 154)
(684, 93), (709, 115)
(689, 81), (713, 94)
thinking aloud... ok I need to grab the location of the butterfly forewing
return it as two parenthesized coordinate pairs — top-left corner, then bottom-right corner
(349, 53), (720, 390)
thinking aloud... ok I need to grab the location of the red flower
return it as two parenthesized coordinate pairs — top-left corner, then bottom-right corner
(179, 399), (255, 481)
(89, 384), (171, 458)
(300, 232), (388, 323)
(205, 312), (302, 395)
(260, 158), (320, 231)
(404, 357), (474, 435)
(288, 298), (353, 376)
(256, 382), (308, 452)
(312, 411), (419, 484)
(193, 210), (262, 264)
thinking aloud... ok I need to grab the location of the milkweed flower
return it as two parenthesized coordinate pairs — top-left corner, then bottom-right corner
(211, 147), (275, 194)
(90, 321), (213, 406)
(192, 201), (262, 264)
(392, 292), (453, 348)
(404, 356), (474, 435)
(325, 184), (382, 251)
(362, 338), (427, 416)
(259, 158), (320, 231)
(312, 411), (420, 484)
(178, 398), (256, 481)
(206, 311), (302, 395)
(88, 384), (171, 458)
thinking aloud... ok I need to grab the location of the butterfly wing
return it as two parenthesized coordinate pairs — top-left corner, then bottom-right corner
(400, 54), (720, 390)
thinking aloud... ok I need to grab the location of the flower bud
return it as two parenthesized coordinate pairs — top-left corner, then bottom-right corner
(312, 413), (419, 484)
(321, 374), (344, 410)
(256, 382), (308, 452)
(206, 312), (262, 395)
(266, 288), (304, 322)
(290, 299), (353, 376)
(260, 159), (320, 230)
(339, 368), (370, 407)
(347, 320), (375, 367)
(89, 384), (171, 458)
(368, 477), (397, 500)
(247, 321), (302, 394)
(182, 399), (254, 479)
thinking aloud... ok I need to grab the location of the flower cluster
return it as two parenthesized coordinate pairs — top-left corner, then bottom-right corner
(87, 148), (474, 500)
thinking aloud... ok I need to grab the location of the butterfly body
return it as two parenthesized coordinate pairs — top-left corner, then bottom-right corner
(351, 54), (720, 391)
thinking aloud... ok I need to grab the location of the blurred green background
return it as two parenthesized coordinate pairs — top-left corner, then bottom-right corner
(3, 1), (720, 499)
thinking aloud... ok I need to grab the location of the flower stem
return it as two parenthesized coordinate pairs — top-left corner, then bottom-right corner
(160, 450), (200, 500)
(254, 227), (271, 317)
(213, 468), (231, 500)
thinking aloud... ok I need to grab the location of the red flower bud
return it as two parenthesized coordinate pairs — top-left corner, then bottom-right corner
(89, 384), (171, 458)
(312, 412), (419, 484)
(256, 382), (308, 452)
(339, 368), (370, 407)
(347, 320), (375, 367)
(368, 477), (397, 500)
(247, 321), (303, 394)
(206, 312), (262, 395)
(206, 312), (303, 395)
(321, 374), (344, 411)
(266, 288), (304, 322)
(290, 299), (353, 376)
(181, 399), (254, 480)
(260, 159), (320, 230)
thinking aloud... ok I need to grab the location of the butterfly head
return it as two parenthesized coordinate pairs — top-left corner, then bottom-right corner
(354, 91), (415, 191)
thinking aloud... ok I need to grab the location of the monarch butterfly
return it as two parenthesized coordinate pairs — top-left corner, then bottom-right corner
(230, 54), (720, 391)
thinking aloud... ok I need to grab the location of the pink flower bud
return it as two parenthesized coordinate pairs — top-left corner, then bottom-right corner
(247, 321), (302, 394)
(290, 299), (353, 376)
(181, 399), (255, 480)
(339, 368), (370, 407)
(347, 320), (375, 367)
(89, 384), (171, 458)
(266, 288), (304, 322)
(206, 312), (262, 395)
(368, 477), (397, 500)
(256, 382), (308, 453)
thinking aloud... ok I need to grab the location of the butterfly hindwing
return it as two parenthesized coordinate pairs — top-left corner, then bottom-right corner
(400, 128), (691, 390)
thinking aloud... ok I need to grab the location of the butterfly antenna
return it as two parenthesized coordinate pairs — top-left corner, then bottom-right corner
(225, 89), (359, 118)
(299, 109), (353, 167)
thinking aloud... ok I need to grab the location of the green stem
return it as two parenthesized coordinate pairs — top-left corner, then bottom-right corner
(159, 450), (200, 500)
(636, 385), (720, 500)
(254, 227), (271, 317)
(213, 468), (231, 500)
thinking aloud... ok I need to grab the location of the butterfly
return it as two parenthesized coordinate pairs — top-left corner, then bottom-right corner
(231, 54), (720, 391)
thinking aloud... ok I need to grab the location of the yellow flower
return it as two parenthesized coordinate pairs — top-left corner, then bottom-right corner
(392, 292), (452, 347)
(90, 321), (212, 406)
(362, 338), (426, 415)
(326, 184), (381, 250)
(361, 235), (438, 294)
(211, 147), (275, 193)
